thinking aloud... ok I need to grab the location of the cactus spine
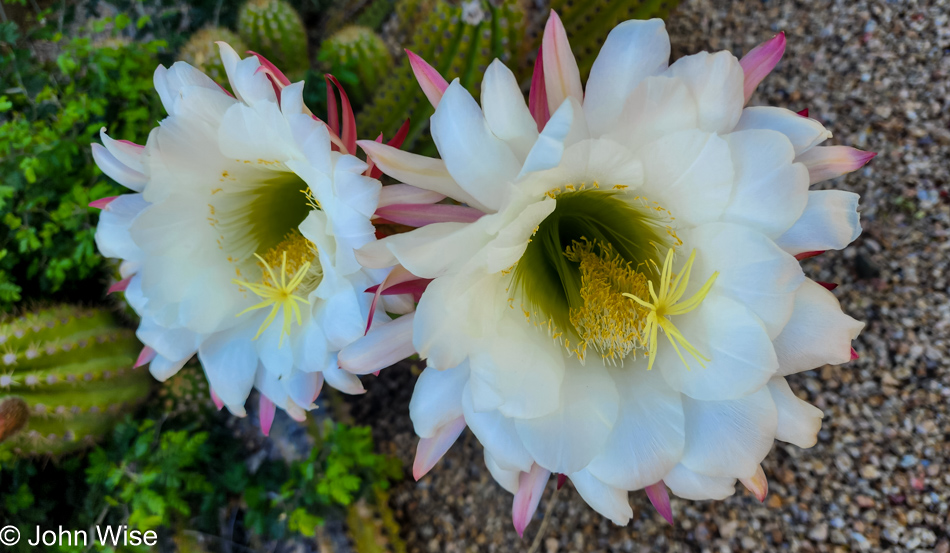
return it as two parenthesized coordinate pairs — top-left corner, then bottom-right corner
(0, 306), (152, 458)
(179, 27), (249, 86)
(357, 0), (524, 151)
(319, 26), (393, 105)
(237, 0), (311, 78)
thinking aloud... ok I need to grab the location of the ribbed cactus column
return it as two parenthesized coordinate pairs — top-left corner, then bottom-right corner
(179, 27), (250, 86)
(237, 0), (311, 78)
(319, 26), (392, 105)
(357, 0), (524, 151)
(0, 306), (152, 457)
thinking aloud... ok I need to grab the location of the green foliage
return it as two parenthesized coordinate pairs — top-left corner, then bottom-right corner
(178, 26), (248, 86)
(0, 305), (152, 458)
(354, 0), (397, 30)
(0, 14), (165, 310)
(318, 25), (392, 106)
(237, 0), (310, 78)
(357, 0), (524, 151)
(245, 419), (402, 539)
(551, 0), (681, 79)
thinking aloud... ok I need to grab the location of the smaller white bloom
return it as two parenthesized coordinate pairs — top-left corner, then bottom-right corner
(93, 44), (389, 418)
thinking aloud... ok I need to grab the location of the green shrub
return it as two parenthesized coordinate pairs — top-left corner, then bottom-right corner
(0, 12), (165, 310)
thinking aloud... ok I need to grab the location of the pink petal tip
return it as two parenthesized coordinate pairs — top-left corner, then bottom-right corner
(412, 416), (466, 481)
(406, 49), (448, 109)
(794, 250), (826, 261)
(740, 466), (769, 503)
(134, 346), (156, 369)
(797, 108), (810, 118)
(850, 347), (860, 361)
(259, 395), (276, 436)
(210, 388), (225, 411)
(817, 281), (838, 291)
(108, 276), (132, 295)
(89, 196), (118, 210)
(512, 464), (551, 538)
(556, 474), (567, 490)
(740, 32), (786, 104)
(645, 481), (674, 525)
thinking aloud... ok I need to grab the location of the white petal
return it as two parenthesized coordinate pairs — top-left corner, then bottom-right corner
(100, 129), (145, 173)
(339, 313), (415, 375)
(136, 318), (201, 361)
(515, 356), (619, 474)
(721, 129), (810, 239)
(586, 367), (685, 491)
(218, 101), (299, 164)
(484, 199), (556, 274)
(365, 221), (491, 278)
(657, 292), (778, 401)
(733, 107), (832, 156)
(542, 11), (583, 115)
(768, 376), (823, 448)
(217, 42), (276, 106)
(322, 354), (366, 394)
(584, 18), (671, 137)
(148, 353), (190, 381)
(283, 370), (324, 409)
(519, 99), (575, 177)
(198, 324), (260, 413)
(463, 384), (534, 473)
(410, 363), (470, 439)
(485, 450), (520, 494)
(603, 76), (698, 153)
(430, 80), (521, 212)
(482, 60), (539, 161)
(95, 194), (148, 260)
(666, 51), (745, 134)
(663, 464), (736, 501)
(153, 62), (222, 115)
(772, 279), (864, 376)
(92, 143), (148, 191)
(679, 387), (778, 479)
(637, 129), (734, 228)
(257, 322), (295, 380)
(569, 469), (633, 525)
(775, 190), (862, 255)
(682, 223), (804, 339)
(468, 315), (565, 419)
(357, 141), (487, 211)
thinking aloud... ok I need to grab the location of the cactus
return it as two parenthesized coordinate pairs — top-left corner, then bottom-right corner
(0, 306), (152, 458)
(237, 0), (311, 78)
(179, 27), (249, 86)
(357, 0), (524, 151)
(550, 0), (682, 80)
(355, 0), (397, 30)
(156, 363), (218, 419)
(319, 26), (393, 105)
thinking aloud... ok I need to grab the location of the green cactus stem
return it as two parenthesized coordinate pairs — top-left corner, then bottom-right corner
(237, 0), (311, 78)
(0, 306), (152, 458)
(319, 26), (393, 105)
(357, 0), (525, 151)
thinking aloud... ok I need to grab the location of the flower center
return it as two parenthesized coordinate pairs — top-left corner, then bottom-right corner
(511, 188), (714, 368)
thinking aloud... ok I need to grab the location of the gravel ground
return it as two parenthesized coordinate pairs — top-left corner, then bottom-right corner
(350, 0), (950, 551)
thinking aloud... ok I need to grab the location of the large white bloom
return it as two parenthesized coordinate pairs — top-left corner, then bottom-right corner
(92, 44), (389, 422)
(346, 15), (870, 530)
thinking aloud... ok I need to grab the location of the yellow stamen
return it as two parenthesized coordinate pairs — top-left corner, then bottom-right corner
(623, 248), (718, 371)
(232, 231), (318, 346)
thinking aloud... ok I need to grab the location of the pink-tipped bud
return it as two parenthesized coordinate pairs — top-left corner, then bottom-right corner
(89, 196), (118, 210)
(740, 465), (769, 502)
(412, 416), (466, 481)
(259, 395), (276, 436)
(134, 346), (157, 369)
(740, 32), (786, 104)
(796, 146), (877, 185)
(406, 50), (449, 109)
(512, 463), (551, 538)
(645, 481), (674, 525)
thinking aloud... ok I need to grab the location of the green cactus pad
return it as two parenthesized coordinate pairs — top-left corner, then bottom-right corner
(179, 27), (249, 86)
(319, 26), (393, 105)
(237, 0), (311, 78)
(0, 306), (152, 458)
(357, 0), (524, 151)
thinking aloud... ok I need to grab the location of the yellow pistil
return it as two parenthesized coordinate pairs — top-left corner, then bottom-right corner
(232, 231), (317, 346)
(623, 248), (718, 371)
